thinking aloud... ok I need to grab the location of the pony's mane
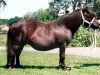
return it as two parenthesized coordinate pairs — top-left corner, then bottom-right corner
(49, 9), (82, 26)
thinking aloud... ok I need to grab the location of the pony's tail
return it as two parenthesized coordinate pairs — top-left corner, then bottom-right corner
(6, 27), (15, 68)
(6, 27), (13, 53)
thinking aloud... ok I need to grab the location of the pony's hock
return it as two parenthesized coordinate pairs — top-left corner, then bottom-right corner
(6, 7), (100, 70)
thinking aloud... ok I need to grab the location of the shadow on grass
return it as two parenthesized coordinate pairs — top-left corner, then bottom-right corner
(18, 65), (60, 69)
(0, 65), (60, 70)
(0, 63), (100, 69)
(74, 63), (100, 69)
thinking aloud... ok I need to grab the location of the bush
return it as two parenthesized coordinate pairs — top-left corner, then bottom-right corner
(7, 16), (23, 26)
(69, 26), (93, 47)
(23, 9), (58, 22)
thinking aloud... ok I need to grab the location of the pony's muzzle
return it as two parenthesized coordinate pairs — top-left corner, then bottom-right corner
(98, 20), (100, 28)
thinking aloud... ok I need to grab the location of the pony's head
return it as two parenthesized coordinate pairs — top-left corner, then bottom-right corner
(81, 7), (100, 29)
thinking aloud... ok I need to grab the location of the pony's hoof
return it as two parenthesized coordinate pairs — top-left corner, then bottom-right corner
(60, 66), (71, 71)
(59, 65), (71, 71)
(6, 65), (13, 69)
(62, 67), (71, 71)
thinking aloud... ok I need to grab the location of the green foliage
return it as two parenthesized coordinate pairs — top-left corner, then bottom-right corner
(69, 26), (92, 47)
(49, 0), (68, 13)
(49, 0), (95, 11)
(24, 9), (58, 22)
(0, 19), (8, 25)
(0, 16), (23, 26)
(92, 0), (100, 18)
(7, 16), (23, 26)
(96, 31), (100, 47)
(33, 9), (57, 22)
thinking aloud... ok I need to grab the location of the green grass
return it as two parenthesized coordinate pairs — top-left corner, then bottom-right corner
(0, 39), (6, 46)
(0, 34), (7, 46)
(0, 51), (100, 75)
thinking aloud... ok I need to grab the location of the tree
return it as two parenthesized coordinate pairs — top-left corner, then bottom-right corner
(7, 16), (23, 26)
(66, 0), (95, 11)
(24, 9), (57, 22)
(49, 0), (96, 12)
(92, 0), (100, 18)
(0, 19), (8, 25)
(0, 0), (6, 8)
(49, 0), (68, 14)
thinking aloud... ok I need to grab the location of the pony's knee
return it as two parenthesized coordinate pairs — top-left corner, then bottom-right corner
(12, 45), (20, 50)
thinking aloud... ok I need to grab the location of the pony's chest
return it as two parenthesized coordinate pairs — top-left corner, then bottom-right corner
(30, 27), (55, 45)
(54, 28), (72, 42)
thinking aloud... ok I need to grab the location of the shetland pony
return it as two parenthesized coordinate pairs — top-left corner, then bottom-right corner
(6, 7), (100, 70)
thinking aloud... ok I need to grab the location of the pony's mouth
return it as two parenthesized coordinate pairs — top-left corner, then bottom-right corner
(90, 24), (99, 29)
(83, 22), (100, 29)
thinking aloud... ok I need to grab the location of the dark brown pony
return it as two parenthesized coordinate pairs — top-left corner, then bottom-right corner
(6, 7), (100, 70)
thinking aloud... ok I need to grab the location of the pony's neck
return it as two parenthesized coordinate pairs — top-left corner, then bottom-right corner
(56, 9), (83, 35)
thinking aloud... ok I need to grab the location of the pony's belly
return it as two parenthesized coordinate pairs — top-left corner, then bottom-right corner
(30, 35), (57, 51)
(30, 43), (58, 51)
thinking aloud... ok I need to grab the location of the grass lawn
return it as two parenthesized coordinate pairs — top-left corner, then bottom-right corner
(0, 50), (100, 75)
(0, 39), (6, 46)
(0, 34), (7, 46)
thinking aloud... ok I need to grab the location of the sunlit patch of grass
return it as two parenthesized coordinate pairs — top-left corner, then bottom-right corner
(0, 34), (7, 46)
(0, 39), (6, 46)
(0, 51), (100, 75)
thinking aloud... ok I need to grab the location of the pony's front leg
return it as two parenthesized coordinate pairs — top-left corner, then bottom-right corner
(59, 43), (71, 71)
(59, 44), (66, 70)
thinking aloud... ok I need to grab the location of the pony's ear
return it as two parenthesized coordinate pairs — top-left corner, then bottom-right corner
(83, 6), (88, 9)
(82, 6), (89, 14)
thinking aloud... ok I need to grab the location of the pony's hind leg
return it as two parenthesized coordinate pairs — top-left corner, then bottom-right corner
(6, 44), (20, 69)
(6, 43), (24, 69)
(6, 49), (15, 69)
(15, 44), (24, 68)
(6, 26), (25, 69)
